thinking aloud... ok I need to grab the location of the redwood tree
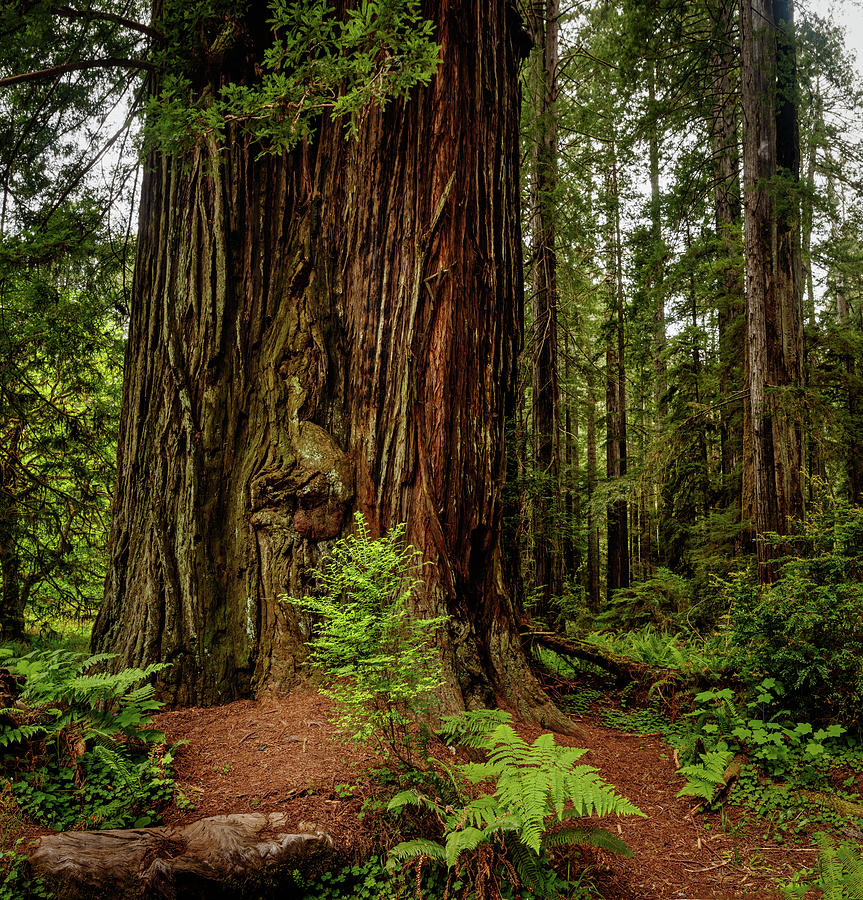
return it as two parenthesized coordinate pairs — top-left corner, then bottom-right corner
(89, 0), (571, 728)
(740, 0), (805, 581)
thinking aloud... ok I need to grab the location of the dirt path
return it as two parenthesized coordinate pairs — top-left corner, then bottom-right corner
(153, 692), (818, 899)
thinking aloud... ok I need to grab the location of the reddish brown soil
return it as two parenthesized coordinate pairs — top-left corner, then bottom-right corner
(148, 691), (818, 899)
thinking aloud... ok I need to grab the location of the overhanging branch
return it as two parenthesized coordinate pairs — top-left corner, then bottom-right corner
(0, 57), (156, 89)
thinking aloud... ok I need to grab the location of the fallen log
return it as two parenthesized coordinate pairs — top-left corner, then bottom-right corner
(527, 630), (681, 689)
(29, 813), (334, 900)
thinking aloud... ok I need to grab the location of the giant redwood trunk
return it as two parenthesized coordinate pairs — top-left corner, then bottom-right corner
(740, 0), (805, 581)
(92, 1), (572, 729)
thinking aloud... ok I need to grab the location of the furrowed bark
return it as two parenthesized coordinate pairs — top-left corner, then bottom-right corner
(93, 1), (575, 732)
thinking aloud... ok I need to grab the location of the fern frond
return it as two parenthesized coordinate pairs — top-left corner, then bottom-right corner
(816, 832), (844, 900)
(444, 826), (486, 868)
(675, 750), (735, 802)
(388, 839), (447, 864)
(503, 832), (542, 892)
(439, 709), (511, 747)
(838, 842), (863, 898)
(542, 825), (633, 857)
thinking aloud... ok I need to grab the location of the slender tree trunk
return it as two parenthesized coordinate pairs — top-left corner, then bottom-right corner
(585, 368), (601, 610)
(0, 425), (24, 641)
(604, 152), (629, 601)
(740, 0), (805, 581)
(93, 1), (572, 731)
(709, 0), (746, 518)
(647, 64), (666, 413)
(562, 331), (579, 581)
(530, 0), (563, 615)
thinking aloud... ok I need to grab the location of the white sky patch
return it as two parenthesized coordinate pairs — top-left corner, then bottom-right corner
(807, 0), (863, 75)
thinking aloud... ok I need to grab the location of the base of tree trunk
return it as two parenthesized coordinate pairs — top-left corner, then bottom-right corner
(28, 814), (333, 900)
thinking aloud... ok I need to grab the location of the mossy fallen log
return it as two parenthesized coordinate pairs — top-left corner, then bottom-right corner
(527, 630), (681, 689)
(29, 813), (334, 900)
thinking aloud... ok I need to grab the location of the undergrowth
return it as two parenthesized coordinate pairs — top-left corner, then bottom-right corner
(0, 647), (180, 830)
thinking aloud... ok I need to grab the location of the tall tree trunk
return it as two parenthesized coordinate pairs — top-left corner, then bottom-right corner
(585, 367), (601, 610)
(740, 0), (805, 582)
(605, 152), (629, 601)
(647, 64), (666, 413)
(93, 1), (572, 731)
(562, 331), (579, 581)
(709, 0), (746, 518)
(530, 0), (563, 616)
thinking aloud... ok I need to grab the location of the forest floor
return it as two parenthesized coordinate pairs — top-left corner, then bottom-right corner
(146, 688), (820, 899)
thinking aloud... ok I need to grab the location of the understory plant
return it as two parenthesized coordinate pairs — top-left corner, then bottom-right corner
(780, 832), (863, 899)
(387, 709), (643, 899)
(286, 514), (447, 767)
(675, 678), (845, 803)
(0, 648), (178, 829)
(727, 497), (863, 732)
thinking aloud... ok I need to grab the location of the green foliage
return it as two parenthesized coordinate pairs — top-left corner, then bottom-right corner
(0, 219), (126, 639)
(0, 648), (178, 830)
(679, 678), (845, 801)
(0, 849), (51, 900)
(387, 710), (642, 899)
(727, 497), (863, 731)
(147, 0), (439, 155)
(290, 855), (447, 900)
(780, 833), (863, 899)
(599, 705), (668, 735)
(286, 514), (446, 767)
(584, 625), (724, 678)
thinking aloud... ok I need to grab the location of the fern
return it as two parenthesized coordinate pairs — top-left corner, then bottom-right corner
(811, 832), (863, 900)
(0, 649), (176, 831)
(387, 710), (643, 898)
(439, 709), (511, 748)
(675, 749), (735, 802)
(542, 825), (633, 857)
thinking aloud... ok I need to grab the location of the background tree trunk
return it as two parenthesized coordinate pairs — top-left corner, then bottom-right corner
(529, 0), (564, 617)
(92, 1), (572, 729)
(740, 0), (805, 581)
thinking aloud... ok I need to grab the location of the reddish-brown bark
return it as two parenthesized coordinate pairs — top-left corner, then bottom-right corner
(93, 1), (573, 731)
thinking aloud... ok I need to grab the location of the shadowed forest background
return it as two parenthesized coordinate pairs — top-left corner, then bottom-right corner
(2, 0), (863, 898)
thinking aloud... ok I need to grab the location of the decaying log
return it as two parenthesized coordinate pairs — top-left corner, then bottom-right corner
(527, 630), (681, 689)
(29, 813), (333, 899)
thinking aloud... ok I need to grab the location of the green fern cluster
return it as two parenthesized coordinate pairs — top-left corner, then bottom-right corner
(814, 832), (863, 900)
(0, 648), (178, 830)
(781, 833), (863, 899)
(387, 711), (643, 899)
(8, 649), (169, 745)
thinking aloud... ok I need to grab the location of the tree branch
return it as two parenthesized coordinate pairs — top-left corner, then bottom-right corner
(50, 5), (165, 42)
(0, 58), (156, 89)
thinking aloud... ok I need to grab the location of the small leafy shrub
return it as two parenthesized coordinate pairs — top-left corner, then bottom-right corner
(593, 569), (691, 630)
(727, 497), (863, 731)
(286, 514), (446, 767)
(387, 710), (643, 899)
(0, 647), (177, 829)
